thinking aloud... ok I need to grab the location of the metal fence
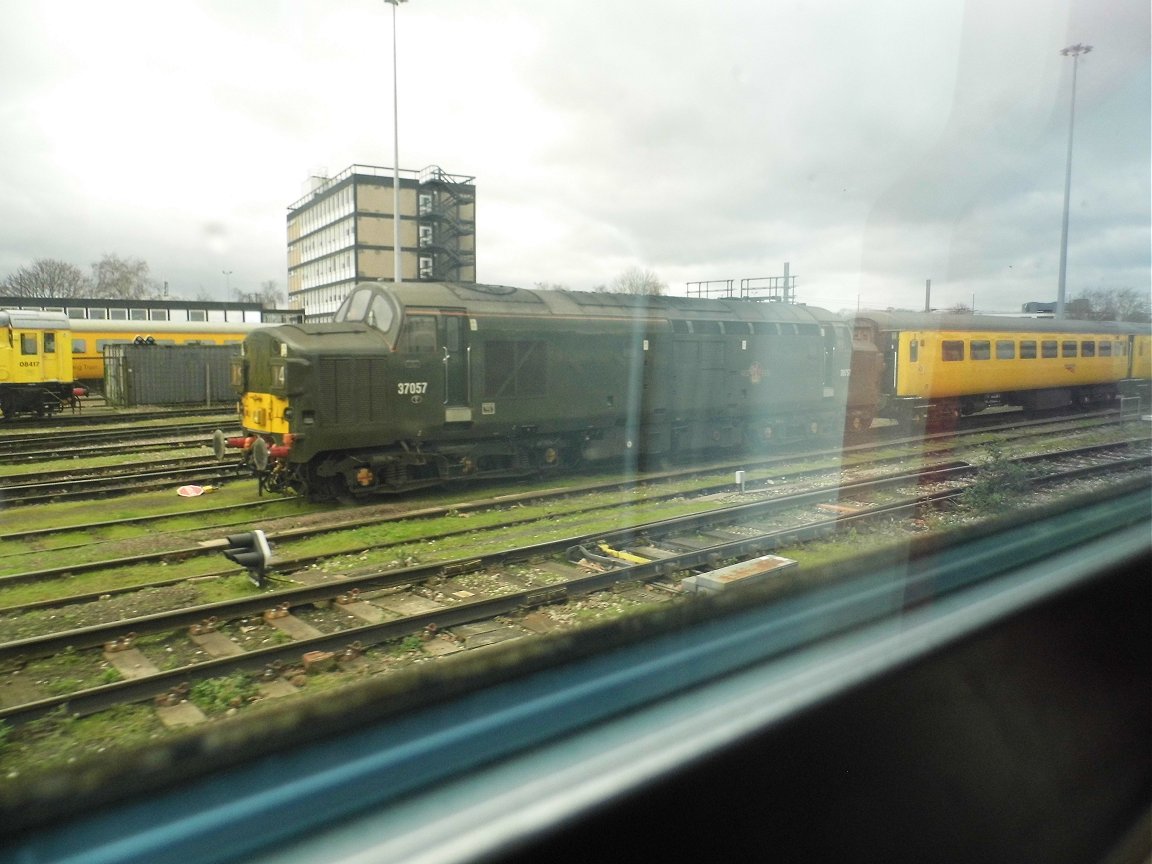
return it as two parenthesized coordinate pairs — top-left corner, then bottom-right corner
(104, 344), (239, 407)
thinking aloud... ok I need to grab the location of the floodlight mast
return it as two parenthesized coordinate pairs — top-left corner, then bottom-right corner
(1056, 43), (1092, 320)
(386, 0), (408, 284)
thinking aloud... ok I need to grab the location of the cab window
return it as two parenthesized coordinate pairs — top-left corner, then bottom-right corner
(20, 334), (37, 355)
(399, 315), (437, 353)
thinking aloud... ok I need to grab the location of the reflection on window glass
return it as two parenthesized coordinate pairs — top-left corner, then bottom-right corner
(971, 340), (991, 360)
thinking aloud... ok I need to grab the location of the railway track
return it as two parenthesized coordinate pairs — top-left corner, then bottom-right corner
(0, 456), (246, 505)
(0, 422), (226, 460)
(1, 441), (1146, 728)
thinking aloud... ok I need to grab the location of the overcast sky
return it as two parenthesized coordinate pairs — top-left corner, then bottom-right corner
(0, 0), (1147, 313)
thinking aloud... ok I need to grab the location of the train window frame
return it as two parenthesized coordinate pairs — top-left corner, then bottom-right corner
(1020, 340), (1037, 359)
(941, 340), (964, 361)
(1062, 340), (1078, 358)
(1041, 340), (1058, 359)
(995, 340), (1015, 360)
(399, 315), (438, 353)
(970, 340), (991, 361)
(20, 333), (37, 355)
(71, 338), (87, 353)
(909, 341), (918, 363)
(1099, 341), (1112, 357)
(43, 332), (56, 353)
(1081, 340), (1096, 358)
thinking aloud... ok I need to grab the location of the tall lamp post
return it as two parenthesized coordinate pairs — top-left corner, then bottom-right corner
(222, 270), (233, 297)
(1056, 43), (1092, 320)
(386, 0), (407, 284)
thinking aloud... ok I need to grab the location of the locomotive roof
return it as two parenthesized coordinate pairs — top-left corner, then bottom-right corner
(350, 281), (835, 325)
(854, 310), (1150, 336)
(0, 309), (72, 329)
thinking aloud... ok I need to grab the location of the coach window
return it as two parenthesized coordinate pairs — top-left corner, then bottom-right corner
(941, 340), (963, 361)
(72, 338), (86, 353)
(996, 340), (1015, 360)
(1080, 340), (1096, 358)
(1062, 340), (1078, 357)
(43, 332), (56, 353)
(1020, 340), (1037, 359)
(970, 340), (991, 360)
(1099, 342), (1112, 357)
(1041, 340), (1058, 358)
(20, 334), (37, 355)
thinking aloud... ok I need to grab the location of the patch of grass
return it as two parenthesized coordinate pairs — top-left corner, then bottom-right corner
(959, 448), (1035, 513)
(189, 674), (260, 715)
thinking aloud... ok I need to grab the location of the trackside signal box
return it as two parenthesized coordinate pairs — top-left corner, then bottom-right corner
(223, 530), (272, 587)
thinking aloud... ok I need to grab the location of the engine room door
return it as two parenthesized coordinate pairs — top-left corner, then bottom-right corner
(440, 311), (471, 423)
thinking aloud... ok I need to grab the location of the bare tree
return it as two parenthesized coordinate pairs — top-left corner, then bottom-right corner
(947, 303), (973, 314)
(608, 266), (666, 295)
(257, 280), (284, 308)
(1068, 288), (1151, 323)
(91, 254), (160, 300)
(2, 258), (91, 298)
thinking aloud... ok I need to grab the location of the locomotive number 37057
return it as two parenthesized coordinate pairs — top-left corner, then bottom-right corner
(397, 381), (429, 395)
